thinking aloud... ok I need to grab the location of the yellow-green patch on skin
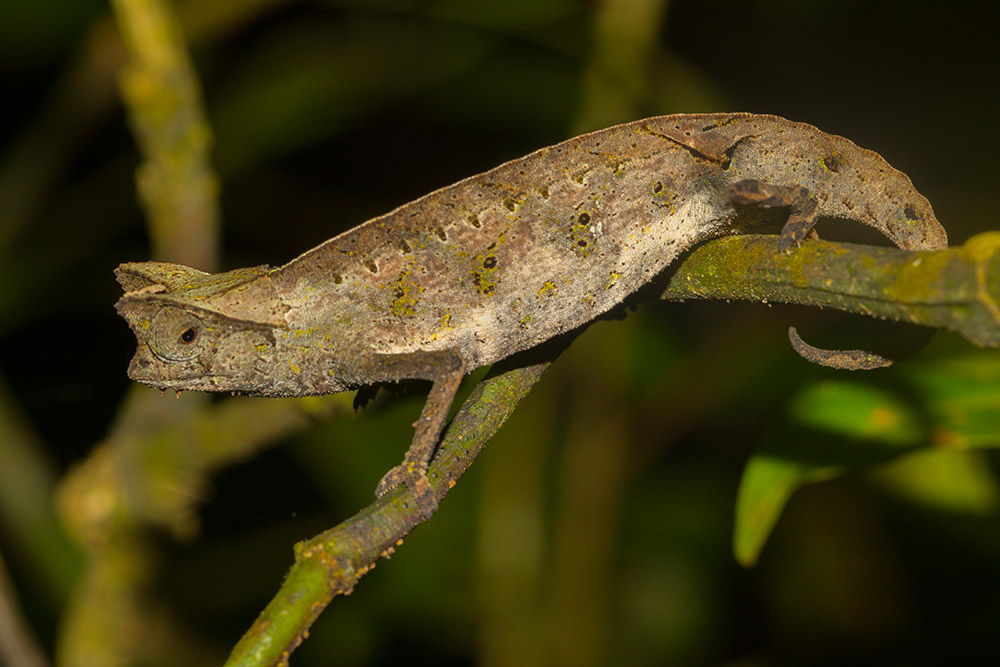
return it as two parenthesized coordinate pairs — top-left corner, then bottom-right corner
(604, 270), (621, 290)
(289, 362), (301, 374)
(651, 180), (677, 213)
(470, 268), (496, 296)
(255, 344), (268, 353)
(602, 153), (630, 176)
(502, 193), (528, 218)
(537, 280), (556, 298)
(819, 151), (843, 173)
(567, 208), (598, 257)
(389, 269), (424, 318)
(470, 232), (507, 296)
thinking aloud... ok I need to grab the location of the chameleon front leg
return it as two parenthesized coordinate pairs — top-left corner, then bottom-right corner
(729, 179), (894, 370)
(371, 349), (467, 516)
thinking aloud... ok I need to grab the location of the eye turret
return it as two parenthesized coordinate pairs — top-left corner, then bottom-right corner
(149, 307), (206, 362)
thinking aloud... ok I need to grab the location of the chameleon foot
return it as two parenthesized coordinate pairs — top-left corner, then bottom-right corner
(376, 464), (438, 517)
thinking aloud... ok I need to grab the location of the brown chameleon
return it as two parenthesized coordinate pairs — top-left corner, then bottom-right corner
(115, 113), (948, 514)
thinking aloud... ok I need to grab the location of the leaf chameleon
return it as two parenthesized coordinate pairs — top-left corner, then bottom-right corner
(115, 113), (948, 513)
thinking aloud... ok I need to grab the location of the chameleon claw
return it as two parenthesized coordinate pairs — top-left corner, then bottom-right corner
(376, 464), (438, 517)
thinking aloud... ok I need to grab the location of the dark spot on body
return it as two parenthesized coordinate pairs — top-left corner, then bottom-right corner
(483, 256), (497, 269)
(503, 198), (517, 212)
(365, 260), (378, 273)
(823, 153), (842, 172)
(653, 182), (663, 193)
(435, 227), (447, 241)
(400, 240), (411, 253)
(332, 274), (343, 284)
(467, 215), (481, 228)
(471, 272), (494, 295)
(487, 242), (497, 251)
(577, 240), (588, 247)
(578, 212), (590, 226)
(904, 205), (920, 220)
(540, 185), (550, 198)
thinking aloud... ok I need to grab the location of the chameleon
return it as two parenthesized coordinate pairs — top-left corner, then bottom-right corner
(115, 113), (948, 514)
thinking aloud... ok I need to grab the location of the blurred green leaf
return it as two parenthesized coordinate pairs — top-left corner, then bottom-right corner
(870, 448), (999, 515)
(788, 381), (923, 447)
(898, 353), (1000, 449)
(735, 351), (1000, 566)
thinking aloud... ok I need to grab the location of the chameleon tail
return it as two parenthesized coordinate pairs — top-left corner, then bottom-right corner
(788, 324), (938, 371)
(787, 326), (892, 370)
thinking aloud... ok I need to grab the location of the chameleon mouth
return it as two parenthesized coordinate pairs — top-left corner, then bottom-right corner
(126, 359), (236, 390)
(129, 372), (236, 389)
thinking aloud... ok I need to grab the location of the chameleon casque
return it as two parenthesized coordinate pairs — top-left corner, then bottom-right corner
(115, 113), (948, 513)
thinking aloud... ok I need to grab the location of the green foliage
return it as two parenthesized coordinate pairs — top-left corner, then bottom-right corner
(736, 350), (1000, 566)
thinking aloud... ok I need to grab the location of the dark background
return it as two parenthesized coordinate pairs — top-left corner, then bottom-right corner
(1, 1), (998, 665)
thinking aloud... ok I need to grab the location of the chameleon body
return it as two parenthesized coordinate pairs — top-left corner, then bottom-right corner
(115, 113), (947, 512)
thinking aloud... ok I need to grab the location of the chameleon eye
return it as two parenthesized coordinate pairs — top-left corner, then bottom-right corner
(148, 307), (205, 362)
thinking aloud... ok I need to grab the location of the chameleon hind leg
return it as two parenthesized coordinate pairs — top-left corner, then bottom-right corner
(729, 179), (897, 370)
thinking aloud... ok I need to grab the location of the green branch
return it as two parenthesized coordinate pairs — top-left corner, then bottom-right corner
(661, 232), (1000, 347)
(111, 0), (219, 270)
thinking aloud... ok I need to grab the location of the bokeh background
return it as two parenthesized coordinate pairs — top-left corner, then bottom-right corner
(2, 0), (999, 665)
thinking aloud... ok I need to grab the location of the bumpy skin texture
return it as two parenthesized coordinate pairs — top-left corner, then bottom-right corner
(115, 113), (948, 510)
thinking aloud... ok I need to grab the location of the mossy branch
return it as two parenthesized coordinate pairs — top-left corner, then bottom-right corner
(661, 232), (1000, 347)
(111, 0), (219, 270)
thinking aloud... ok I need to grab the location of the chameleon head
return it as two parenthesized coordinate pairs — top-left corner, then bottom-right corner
(114, 261), (289, 395)
(115, 298), (281, 393)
